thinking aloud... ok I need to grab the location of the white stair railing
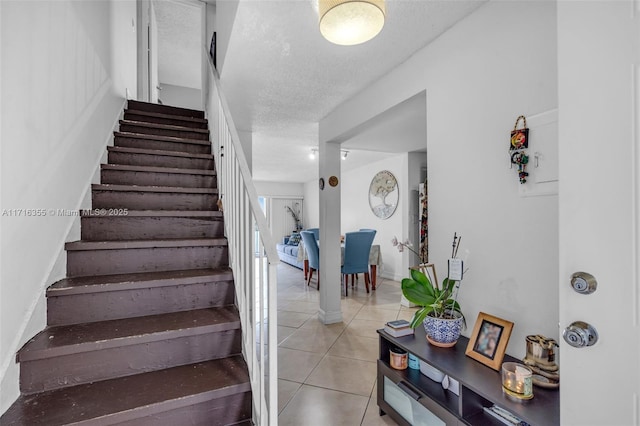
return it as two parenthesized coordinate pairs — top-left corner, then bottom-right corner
(204, 51), (279, 426)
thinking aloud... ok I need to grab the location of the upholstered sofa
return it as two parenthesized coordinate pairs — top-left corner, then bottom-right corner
(276, 234), (304, 269)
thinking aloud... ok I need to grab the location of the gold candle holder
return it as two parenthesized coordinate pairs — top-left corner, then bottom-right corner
(502, 362), (533, 401)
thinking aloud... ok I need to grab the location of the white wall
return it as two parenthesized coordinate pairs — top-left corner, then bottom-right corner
(256, 182), (305, 243)
(215, 0), (239, 75)
(340, 154), (406, 280)
(256, 181), (304, 198)
(320, 0), (558, 359)
(159, 83), (202, 110)
(303, 153), (426, 281)
(0, 0), (136, 413)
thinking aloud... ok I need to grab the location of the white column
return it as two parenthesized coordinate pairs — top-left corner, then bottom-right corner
(318, 141), (343, 324)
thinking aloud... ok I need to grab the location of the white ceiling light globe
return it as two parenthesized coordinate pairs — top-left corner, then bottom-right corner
(319, 0), (386, 46)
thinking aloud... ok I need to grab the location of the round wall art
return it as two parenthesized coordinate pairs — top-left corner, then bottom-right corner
(369, 170), (398, 219)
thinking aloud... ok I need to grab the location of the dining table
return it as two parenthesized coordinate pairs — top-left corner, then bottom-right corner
(297, 240), (382, 290)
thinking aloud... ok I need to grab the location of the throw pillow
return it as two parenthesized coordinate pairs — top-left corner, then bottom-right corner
(287, 233), (301, 246)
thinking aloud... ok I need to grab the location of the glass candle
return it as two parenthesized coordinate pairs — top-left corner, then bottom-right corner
(501, 362), (533, 400)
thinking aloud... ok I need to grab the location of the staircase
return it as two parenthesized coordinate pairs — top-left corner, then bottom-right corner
(1, 100), (252, 425)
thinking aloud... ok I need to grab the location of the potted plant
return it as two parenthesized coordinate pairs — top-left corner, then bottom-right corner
(393, 235), (465, 347)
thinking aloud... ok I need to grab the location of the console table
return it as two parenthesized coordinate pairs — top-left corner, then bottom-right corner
(377, 326), (559, 425)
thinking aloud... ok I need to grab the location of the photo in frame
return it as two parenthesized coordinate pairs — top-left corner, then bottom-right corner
(465, 312), (514, 371)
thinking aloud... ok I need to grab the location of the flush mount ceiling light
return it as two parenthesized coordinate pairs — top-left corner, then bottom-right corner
(319, 0), (385, 46)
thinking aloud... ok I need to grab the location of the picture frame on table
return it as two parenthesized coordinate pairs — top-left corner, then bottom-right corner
(465, 312), (514, 371)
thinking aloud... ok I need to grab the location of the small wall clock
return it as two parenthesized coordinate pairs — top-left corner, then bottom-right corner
(369, 170), (398, 219)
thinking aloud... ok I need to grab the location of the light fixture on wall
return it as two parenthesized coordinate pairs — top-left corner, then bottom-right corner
(310, 148), (349, 160)
(319, 0), (386, 46)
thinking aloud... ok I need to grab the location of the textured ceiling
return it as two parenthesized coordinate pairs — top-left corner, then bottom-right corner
(156, 0), (487, 183)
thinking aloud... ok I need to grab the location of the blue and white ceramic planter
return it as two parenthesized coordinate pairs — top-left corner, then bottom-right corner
(423, 311), (464, 347)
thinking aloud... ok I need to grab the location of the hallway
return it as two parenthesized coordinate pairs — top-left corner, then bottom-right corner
(276, 263), (412, 425)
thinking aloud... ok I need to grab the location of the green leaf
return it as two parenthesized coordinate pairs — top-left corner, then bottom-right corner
(410, 269), (435, 297)
(411, 269), (433, 290)
(443, 278), (457, 295)
(401, 278), (436, 306)
(410, 306), (433, 328)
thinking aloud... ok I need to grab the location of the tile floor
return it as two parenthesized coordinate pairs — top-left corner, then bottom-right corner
(277, 263), (416, 425)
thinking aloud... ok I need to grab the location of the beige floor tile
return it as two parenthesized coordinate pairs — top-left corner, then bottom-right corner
(276, 264), (407, 425)
(305, 355), (377, 397)
(354, 306), (399, 323)
(278, 300), (320, 314)
(278, 310), (313, 327)
(279, 326), (342, 354)
(278, 325), (297, 344)
(346, 318), (384, 339)
(396, 307), (420, 322)
(341, 300), (365, 317)
(328, 333), (379, 362)
(361, 397), (398, 425)
(278, 379), (302, 414)
(362, 295), (404, 311)
(300, 317), (347, 332)
(278, 385), (369, 426)
(277, 347), (323, 383)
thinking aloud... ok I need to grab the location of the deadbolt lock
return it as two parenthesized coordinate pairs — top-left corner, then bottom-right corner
(562, 321), (598, 348)
(570, 272), (597, 295)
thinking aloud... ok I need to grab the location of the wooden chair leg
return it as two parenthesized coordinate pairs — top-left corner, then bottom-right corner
(317, 271), (320, 290)
(307, 269), (314, 287)
(343, 274), (348, 296)
(364, 273), (370, 293)
(351, 274), (355, 287)
(370, 265), (377, 290)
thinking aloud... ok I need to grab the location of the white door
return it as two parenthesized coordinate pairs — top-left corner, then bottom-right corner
(149, 1), (159, 103)
(558, 1), (640, 425)
(136, 0), (158, 103)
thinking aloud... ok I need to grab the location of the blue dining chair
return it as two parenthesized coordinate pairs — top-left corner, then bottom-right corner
(341, 231), (375, 296)
(300, 231), (320, 289)
(305, 228), (320, 241)
(359, 229), (377, 243)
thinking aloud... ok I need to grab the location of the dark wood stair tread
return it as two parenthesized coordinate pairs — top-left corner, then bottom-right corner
(115, 130), (211, 146)
(17, 307), (240, 361)
(127, 100), (205, 119)
(119, 120), (210, 135)
(125, 108), (208, 124)
(0, 356), (250, 426)
(47, 268), (233, 296)
(101, 163), (216, 176)
(65, 238), (227, 251)
(80, 209), (223, 218)
(92, 183), (218, 194)
(107, 145), (214, 160)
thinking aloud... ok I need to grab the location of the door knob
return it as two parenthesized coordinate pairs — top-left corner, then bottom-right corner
(562, 321), (598, 348)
